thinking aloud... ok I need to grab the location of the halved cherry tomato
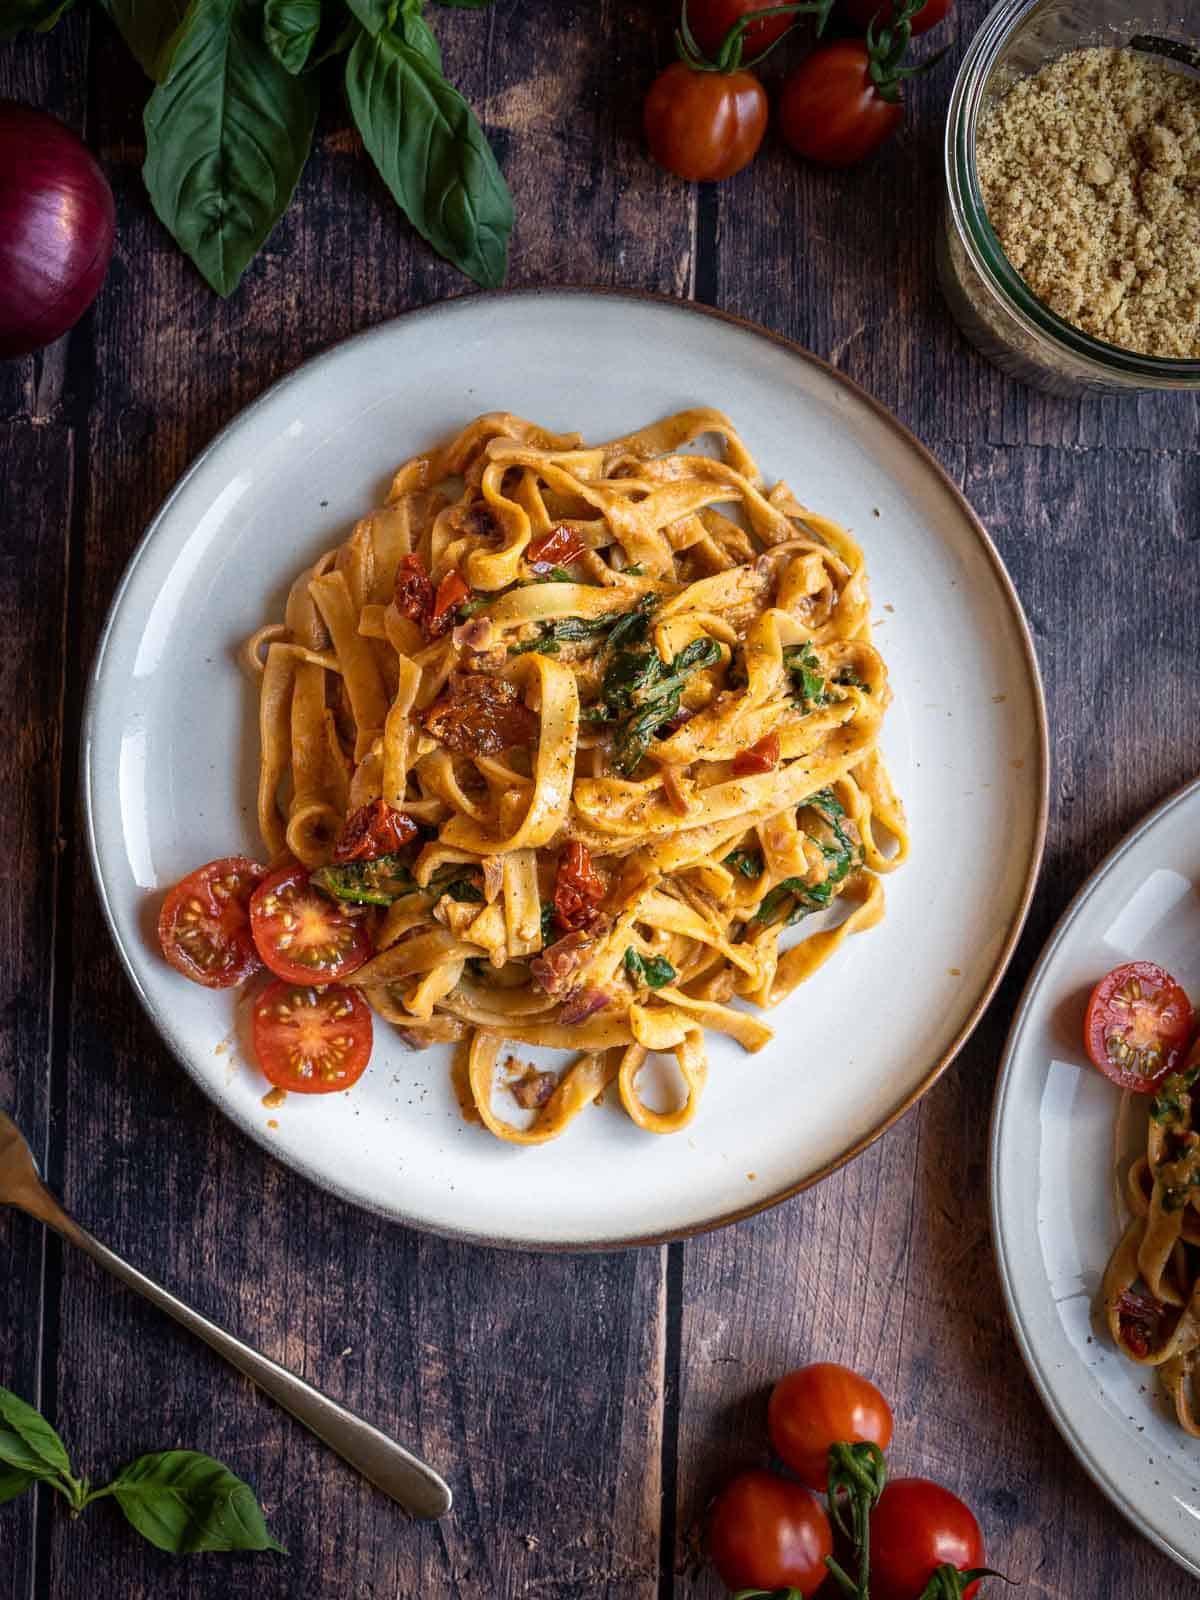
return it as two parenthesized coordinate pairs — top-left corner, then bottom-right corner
(778, 41), (904, 165)
(394, 552), (434, 625)
(709, 1469), (832, 1596)
(1115, 1286), (1167, 1360)
(1083, 961), (1193, 1092)
(644, 62), (768, 182)
(843, 0), (952, 34)
(249, 864), (371, 984)
(252, 980), (372, 1094)
(767, 1362), (894, 1490)
(687, 0), (798, 58)
(527, 524), (586, 570)
(429, 570), (470, 636)
(158, 856), (268, 989)
(332, 799), (419, 863)
(870, 1478), (985, 1600)
(732, 732), (781, 776)
(553, 841), (607, 932)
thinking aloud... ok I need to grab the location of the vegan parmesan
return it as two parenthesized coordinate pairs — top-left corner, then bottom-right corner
(976, 46), (1200, 358)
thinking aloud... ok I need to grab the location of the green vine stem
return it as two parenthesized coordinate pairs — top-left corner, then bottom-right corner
(677, 0), (835, 73)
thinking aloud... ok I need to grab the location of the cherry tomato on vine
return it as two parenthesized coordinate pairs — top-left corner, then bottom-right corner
(687, 0), (798, 58)
(158, 856), (268, 989)
(778, 40), (903, 165)
(1083, 961), (1193, 1092)
(708, 1469), (832, 1596)
(644, 62), (768, 182)
(870, 1478), (985, 1600)
(252, 980), (373, 1094)
(767, 1362), (894, 1490)
(843, 0), (953, 34)
(249, 863), (372, 985)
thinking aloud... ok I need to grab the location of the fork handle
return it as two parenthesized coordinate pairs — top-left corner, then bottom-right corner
(28, 1192), (451, 1520)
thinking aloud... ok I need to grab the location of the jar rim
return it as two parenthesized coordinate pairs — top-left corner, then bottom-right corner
(944, 0), (1200, 382)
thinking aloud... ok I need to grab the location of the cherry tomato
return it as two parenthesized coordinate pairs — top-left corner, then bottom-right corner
(709, 1469), (832, 1596)
(158, 856), (268, 989)
(843, 0), (952, 34)
(527, 524), (587, 570)
(1083, 961), (1193, 1092)
(687, 0), (797, 58)
(554, 841), (607, 933)
(870, 1478), (985, 1600)
(778, 42), (903, 166)
(252, 980), (372, 1094)
(767, 1362), (894, 1490)
(332, 799), (419, 863)
(644, 62), (768, 182)
(732, 731), (781, 776)
(429, 569), (471, 637)
(249, 864), (372, 985)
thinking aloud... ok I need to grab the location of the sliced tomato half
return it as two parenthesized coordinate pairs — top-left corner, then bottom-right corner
(249, 863), (372, 984)
(158, 856), (268, 989)
(252, 980), (372, 1094)
(1084, 960), (1194, 1092)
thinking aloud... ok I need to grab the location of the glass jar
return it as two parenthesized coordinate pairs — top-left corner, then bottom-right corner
(937, 0), (1200, 394)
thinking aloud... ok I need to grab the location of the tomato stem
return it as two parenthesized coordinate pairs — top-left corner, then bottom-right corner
(863, 1), (950, 102)
(823, 1441), (887, 1599)
(676, 0), (833, 73)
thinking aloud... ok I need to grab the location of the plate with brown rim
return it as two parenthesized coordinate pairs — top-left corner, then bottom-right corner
(83, 289), (1047, 1248)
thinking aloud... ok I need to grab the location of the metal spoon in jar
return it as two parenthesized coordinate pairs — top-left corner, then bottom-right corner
(0, 1109), (451, 1520)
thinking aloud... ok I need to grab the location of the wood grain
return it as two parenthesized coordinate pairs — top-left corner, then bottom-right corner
(1, 1), (1199, 1596)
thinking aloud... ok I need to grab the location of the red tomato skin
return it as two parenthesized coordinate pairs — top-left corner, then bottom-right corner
(252, 980), (373, 1094)
(688, 0), (796, 57)
(528, 524), (587, 569)
(732, 732), (782, 776)
(768, 1362), (894, 1490)
(158, 856), (267, 989)
(709, 1469), (833, 1596)
(778, 43), (904, 166)
(644, 62), (768, 182)
(843, 0), (952, 34)
(249, 864), (372, 985)
(1083, 961), (1194, 1092)
(870, 1478), (984, 1600)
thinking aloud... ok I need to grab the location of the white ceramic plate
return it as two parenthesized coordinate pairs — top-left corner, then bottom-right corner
(84, 289), (1046, 1248)
(991, 776), (1200, 1575)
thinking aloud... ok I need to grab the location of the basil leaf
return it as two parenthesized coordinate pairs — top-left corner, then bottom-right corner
(398, 0), (441, 69)
(0, 0), (73, 37)
(435, 0), (496, 7)
(310, 853), (415, 906)
(345, 24), (513, 289)
(623, 947), (676, 990)
(345, 0), (395, 30)
(144, 0), (320, 297)
(263, 0), (322, 72)
(96, 0), (189, 78)
(0, 1388), (72, 1478)
(722, 849), (764, 880)
(0, 1466), (37, 1506)
(539, 901), (556, 946)
(110, 1450), (285, 1554)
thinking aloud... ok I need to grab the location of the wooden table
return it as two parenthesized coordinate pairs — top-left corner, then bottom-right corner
(2, 4), (1197, 1595)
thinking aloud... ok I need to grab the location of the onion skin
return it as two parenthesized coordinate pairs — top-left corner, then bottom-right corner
(0, 100), (116, 360)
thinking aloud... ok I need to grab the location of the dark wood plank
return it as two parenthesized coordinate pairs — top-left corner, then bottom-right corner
(0, 420), (73, 1600)
(673, 444), (1198, 1595)
(33, 5), (691, 1596)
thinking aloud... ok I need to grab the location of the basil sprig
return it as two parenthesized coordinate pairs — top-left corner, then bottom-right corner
(623, 947), (676, 990)
(0, 1386), (283, 1555)
(4, 0), (509, 293)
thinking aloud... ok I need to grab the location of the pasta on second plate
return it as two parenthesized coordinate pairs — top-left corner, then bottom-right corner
(242, 407), (907, 1143)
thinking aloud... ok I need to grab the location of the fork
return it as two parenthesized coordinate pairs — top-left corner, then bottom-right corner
(0, 1109), (452, 1519)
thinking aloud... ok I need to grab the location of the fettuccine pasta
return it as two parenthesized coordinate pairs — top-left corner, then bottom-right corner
(1103, 1036), (1200, 1433)
(243, 409), (907, 1142)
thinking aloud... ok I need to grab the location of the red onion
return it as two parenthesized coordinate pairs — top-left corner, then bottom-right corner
(0, 100), (115, 360)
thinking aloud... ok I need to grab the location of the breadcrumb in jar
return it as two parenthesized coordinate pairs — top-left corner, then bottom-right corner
(976, 46), (1200, 358)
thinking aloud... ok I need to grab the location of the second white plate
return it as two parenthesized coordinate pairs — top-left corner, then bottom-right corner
(84, 290), (1046, 1247)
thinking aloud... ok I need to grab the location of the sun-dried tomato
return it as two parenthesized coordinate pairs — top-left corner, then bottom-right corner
(428, 570), (471, 638)
(332, 799), (419, 863)
(527, 524), (587, 572)
(1115, 1288), (1165, 1359)
(421, 674), (538, 755)
(732, 732), (781, 777)
(394, 553), (434, 627)
(553, 842), (607, 932)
